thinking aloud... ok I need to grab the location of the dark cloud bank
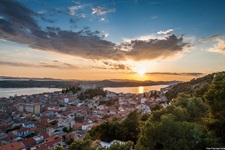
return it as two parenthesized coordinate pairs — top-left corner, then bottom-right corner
(146, 72), (203, 77)
(0, 1), (190, 61)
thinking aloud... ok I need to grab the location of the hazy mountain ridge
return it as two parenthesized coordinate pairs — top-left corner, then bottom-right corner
(0, 76), (180, 88)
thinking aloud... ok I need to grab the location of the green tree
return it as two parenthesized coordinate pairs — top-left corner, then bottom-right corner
(136, 114), (203, 150)
(50, 120), (58, 125)
(173, 93), (208, 122)
(140, 113), (150, 122)
(204, 72), (225, 143)
(70, 139), (91, 150)
(89, 110), (141, 143)
(205, 73), (225, 120)
(99, 141), (133, 150)
(194, 82), (210, 99)
(136, 92), (221, 149)
(121, 110), (140, 143)
(63, 127), (68, 133)
(69, 139), (99, 150)
(151, 103), (163, 111)
(53, 146), (65, 150)
(78, 93), (85, 100)
(89, 121), (122, 142)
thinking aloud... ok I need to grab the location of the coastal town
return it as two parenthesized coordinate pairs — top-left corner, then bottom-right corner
(0, 85), (171, 150)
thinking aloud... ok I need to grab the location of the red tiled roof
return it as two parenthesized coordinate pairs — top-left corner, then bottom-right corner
(0, 142), (24, 150)
(114, 114), (122, 119)
(21, 138), (36, 147)
(1, 132), (17, 141)
(35, 136), (62, 149)
(17, 127), (29, 133)
(30, 127), (37, 131)
(98, 119), (105, 124)
(35, 121), (51, 128)
(73, 123), (83, 128)
(108, 106), (118, 112)
(39, 131), (49, 139)
(65, 132), (75, 139)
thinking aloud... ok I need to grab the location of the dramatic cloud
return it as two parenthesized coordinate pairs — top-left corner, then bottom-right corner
(201, 35), (225, 53)
(92, 6), (116, 15)
(124, 34), (190, 61)
(146, 72), (204, 76)
(209, 38), (225, 53)
(157, 29), (174, 35)
(0, 1), (39, 33)
(0, 1), (190, 62)
(102, 61), (131, 70)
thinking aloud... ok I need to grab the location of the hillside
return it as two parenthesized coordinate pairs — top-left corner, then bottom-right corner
(66, 71), (225, 150)
(165, 72), (218, 101)
(0, 78), (179, 88)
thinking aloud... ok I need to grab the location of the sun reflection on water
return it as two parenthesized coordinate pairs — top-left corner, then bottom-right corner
(138, 86), (144, 93)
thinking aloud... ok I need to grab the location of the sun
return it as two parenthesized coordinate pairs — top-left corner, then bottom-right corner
(135, 66), (146, 76)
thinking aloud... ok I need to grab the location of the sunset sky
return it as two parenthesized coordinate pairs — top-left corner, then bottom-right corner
(0, 0), (225, 81)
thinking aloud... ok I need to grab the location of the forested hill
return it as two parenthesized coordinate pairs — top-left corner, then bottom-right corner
(165, 72), (219, 101)
(64, 71), (225, 150)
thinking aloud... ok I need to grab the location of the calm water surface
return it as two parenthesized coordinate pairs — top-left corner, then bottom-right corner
(0, 85), (168, 98)
(0, 88), (61, 98)
(104, 85), (168, 94)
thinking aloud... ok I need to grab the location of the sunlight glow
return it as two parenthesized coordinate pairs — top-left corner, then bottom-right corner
(134, 66), (146, 76)
(138, 86), (144, 93)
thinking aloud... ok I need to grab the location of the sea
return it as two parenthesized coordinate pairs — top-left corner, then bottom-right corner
(0, 85), (168, 98)
(0, 88), (62, 98)
(104, 85), (168, 94)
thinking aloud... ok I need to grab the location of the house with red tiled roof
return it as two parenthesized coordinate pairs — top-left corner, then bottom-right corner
(118, 106), (125, 112)
(22, 121), (35, 128)
(73, 123), (83, 130)
(0, 132), (18, 145)
(108, 106), (118, 115)
(124, 105), (135, 112)
(106, 116), (114, 122)
(0, 142), (24, 150)
(136, 104), (151, 113)
(39, 132), (49, 139)
(118, 110), (129, 117)
(32, 135), (62, 150)
(35, 121), (51, 132)
(21, 137), (36, 149)
(14, 127), (32, 137)
(0, 122), (11, 133)
(113, 114), (122, 119)
(65, 132), (77, 143)
(0, 113), (11, 123)
(82, 121), (95, 130)
(97, 119), (105, 124)
(97, 104), (108, 110)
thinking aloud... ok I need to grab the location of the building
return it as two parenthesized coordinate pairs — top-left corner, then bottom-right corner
(17, 103), (41, 114)
(0, 142), (24, 150)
